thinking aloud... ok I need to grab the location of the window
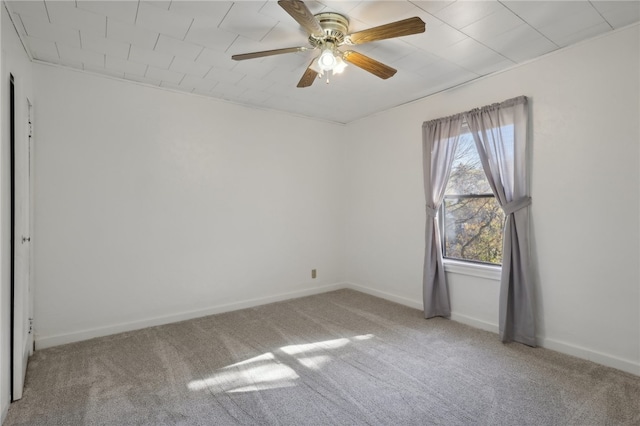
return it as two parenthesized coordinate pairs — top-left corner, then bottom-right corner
(440, 126), (505, 266)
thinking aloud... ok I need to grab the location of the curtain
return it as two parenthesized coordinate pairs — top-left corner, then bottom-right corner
(422, 114), (464, 318)
(464, 96), (535, 346)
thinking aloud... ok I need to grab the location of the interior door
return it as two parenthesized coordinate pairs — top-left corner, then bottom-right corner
(11, 82), (33, 401)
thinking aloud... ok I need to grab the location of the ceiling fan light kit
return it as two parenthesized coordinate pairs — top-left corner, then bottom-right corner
(231, 0), (426, 88)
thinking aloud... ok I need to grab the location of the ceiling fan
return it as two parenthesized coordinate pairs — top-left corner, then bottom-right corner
(231, 0), (426, 87)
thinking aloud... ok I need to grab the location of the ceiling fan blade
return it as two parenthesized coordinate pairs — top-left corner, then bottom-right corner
(346, 17), (425, 45)
(343, 51), (397, 79)
(297, 61), (319, 88)
(232, 46), (309, 61)
(278, 0), (325, 37)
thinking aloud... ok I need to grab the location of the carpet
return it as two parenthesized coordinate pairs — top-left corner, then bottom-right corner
(5, 289), (640, 425)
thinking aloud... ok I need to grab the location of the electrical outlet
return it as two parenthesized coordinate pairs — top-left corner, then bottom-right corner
(311, 269), (317, 279)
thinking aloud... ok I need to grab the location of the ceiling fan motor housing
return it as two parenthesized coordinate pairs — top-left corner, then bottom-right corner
(309, 12), (349, 47)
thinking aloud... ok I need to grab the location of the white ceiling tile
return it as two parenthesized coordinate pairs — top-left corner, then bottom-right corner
(168, 1), (233, 24)
(107, 19), (159, 50)
(129, 45), (174, 69)
(204, 67), (245, 85)
(195, 48), (237, 70)
(46, 54), (84, 70)
(405, 14), (467, 53)
(210, 82), (247, 99)
(179, 75), (217, 92)
(501, 36), (557, 64)
(256, 50), (311, 71)
(435, 0), (503, 29)
(6, 1), (49, 20)
(57, 43), (105, 68)
(591, 1), (640, 28)
(160, 81), (190, 93)
(46, 1), (107, 37)
(21, 14), (81, 48)
(169, 56), (211, 78)
(184, 17), (238, 51)
(472, 57), (515, 75)
(143, 1), (171, 11)
(124, 73), (162, 86)
(258, 0), (325, 26)
(77, 1), (139, 25)
(32, 52), (62, 65)
(365, 39), (415, 65)
(25, 36), (59, 60)
(146, 65), (185, 84)
(84, 63), (125, 79)
(135, 1), (194, 40)
(7, 0), (639, 124)
(410, 1), (456, 15)
(316, 1), (361, 15)
(349, 1), (423, 26)
(13, 15), (28, 37)
(219, 2), (279, 42)
(392, 50), (440, 72)
(536, 7), (608, 46)
(193, 87), (214, 97)
(237, 89), (272, 104)
(501, 1), (594, 28)
(106, 56), (148, 77)
(461, 7), (524, 42)
(155, 34), (203, 61)
(552, 21), (612, 48)
(81, 33), (130, 59)
(260, 22), (308, 49)
(234, 57), (288, 80)
(437, 37), (513, 74)
(416, 58), (477, 81)
(236, 75), (274, 91)
(483, 23), (557, 62)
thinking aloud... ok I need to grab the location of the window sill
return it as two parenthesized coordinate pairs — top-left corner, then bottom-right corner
(443, 259), (501, 281)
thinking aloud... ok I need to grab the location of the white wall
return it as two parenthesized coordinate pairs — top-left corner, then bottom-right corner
(1, 4), (35, 420)
(343, 25), (640, 375)
(32, 64), (346, 348)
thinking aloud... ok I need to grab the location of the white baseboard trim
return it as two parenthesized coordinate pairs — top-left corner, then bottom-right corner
(34, 282), (640, 377)
(340, 283), (639, 376)
(36, 283), (346, 350)
(343, 282), (423, 310)
(1, 401), (9, 425)
(538, 336), (640, 376)
(449, 312), (499, 334)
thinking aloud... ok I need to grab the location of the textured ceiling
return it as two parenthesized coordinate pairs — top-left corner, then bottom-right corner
(5, 0), (640, 123)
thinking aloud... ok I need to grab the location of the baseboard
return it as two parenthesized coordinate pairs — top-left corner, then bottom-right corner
(34, 282), (640, 377)
(36, 283), (346, 349)
(449, 312), (499, 334)
(341, 282), (639, 376)
(1, 400), (8, 425)
(343, 282), (423, 310)
(538, 336), (640, 376)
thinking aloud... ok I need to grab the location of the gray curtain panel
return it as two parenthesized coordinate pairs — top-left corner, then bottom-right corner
(464, 96), (536, 346)
(422, 114), (464, 318)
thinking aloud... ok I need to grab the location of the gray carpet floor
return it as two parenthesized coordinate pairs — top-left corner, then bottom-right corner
(5, 289), (640, 425)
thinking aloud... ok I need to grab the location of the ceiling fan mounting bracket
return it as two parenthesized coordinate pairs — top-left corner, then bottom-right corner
(308, 12), (349, 47)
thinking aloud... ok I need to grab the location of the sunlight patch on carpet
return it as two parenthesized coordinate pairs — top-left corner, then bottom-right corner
(188, 334), (376, 393)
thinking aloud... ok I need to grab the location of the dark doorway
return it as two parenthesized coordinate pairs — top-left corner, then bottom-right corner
(9, 73), (16, 400)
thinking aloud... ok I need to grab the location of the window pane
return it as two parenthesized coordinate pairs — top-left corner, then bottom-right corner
(446, 132), (491, 195)
(443, 196), (504, 265)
